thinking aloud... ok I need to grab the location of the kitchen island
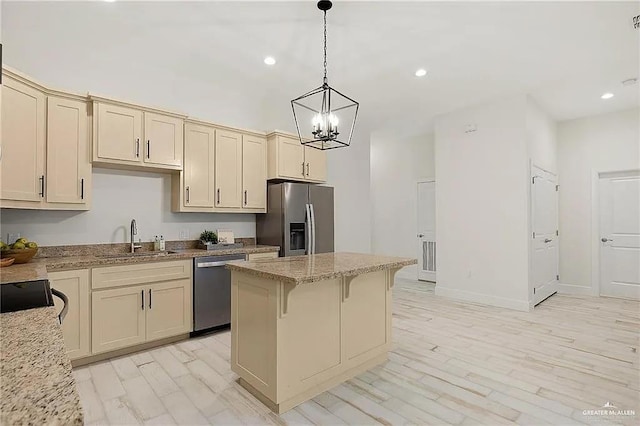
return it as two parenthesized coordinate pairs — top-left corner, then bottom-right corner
(226, 252), (416, 414)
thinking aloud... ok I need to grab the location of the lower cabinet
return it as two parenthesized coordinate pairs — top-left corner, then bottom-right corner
(49, 269), (91, 360)
(91, 278), (192, 355)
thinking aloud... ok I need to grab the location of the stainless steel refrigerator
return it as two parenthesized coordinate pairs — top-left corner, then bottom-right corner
(256, 183), (334, 257)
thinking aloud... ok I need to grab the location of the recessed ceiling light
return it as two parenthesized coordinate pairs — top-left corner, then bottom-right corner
(601, 92), (614, 100)
(104, 0), (116, 2)
(415, 69), (427, 77)
(264, 57), (276, 66)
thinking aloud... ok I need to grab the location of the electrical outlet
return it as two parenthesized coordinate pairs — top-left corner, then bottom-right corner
(179, 230), (189, 240)
(7, 233), (21, 244)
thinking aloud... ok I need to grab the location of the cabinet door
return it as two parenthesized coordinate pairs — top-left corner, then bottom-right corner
(96, 103), (142, 163)
(304, 146), (327, 182)
(1, 77), (46, 202)
(146, 279), (192, 342)
(143, 112), (183, 168)
(91, 285), (146, 354)
(49, 269), (90, 360)
(46, 97), (90, 204)
(184, 123), (215, 207)
(215, 129), (242, 208)
(242, 135), (267, 209)
(278, 136), (305, 180)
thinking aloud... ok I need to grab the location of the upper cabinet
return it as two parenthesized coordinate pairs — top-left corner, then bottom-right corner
(242, 135), (267, 209)
(215, 129), (243, 208)
(172, 120), (267, 213)
(267, 132), (327, 183)
(1, 68), (91, 210)
(91, 96), (185, 171)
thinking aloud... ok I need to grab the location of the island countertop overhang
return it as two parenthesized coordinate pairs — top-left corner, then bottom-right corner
(226, 252), (417, 284)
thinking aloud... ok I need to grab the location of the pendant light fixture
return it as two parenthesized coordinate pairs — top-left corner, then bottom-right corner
(291, 0), (359, 150)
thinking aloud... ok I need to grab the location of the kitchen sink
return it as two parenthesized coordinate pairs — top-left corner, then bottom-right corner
(96, 251), (179, 259)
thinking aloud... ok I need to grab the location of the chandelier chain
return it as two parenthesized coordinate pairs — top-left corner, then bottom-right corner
(323, 10), (328, 84)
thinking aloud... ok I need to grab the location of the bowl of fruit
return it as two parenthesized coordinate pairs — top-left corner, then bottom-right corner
(0, 238), (39, 264)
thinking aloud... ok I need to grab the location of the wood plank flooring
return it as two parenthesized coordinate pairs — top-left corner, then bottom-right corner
(75, 278), (639, 425)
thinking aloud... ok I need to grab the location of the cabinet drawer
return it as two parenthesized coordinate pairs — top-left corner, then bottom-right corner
(92, 259), (191, 290)
(246, 252), (279, 261)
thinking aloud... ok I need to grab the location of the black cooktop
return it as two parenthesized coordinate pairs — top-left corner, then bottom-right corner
(0, 279), (54, 313)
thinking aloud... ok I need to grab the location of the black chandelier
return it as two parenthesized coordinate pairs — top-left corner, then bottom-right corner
(291, 0), (359, 150)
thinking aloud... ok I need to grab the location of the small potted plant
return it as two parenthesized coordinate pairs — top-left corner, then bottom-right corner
(199, 230), (218, 250)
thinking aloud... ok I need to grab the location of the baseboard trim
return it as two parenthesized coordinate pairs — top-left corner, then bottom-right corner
(434, 286), (531, 312)
(557, 283), (594, 296)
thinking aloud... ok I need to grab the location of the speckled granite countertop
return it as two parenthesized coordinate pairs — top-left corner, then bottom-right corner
(227, 252), (417, 284)
(0, 245), (279, 284)
(0, 306), (83, 425)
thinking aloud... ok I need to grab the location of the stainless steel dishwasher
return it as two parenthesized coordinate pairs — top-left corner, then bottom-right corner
(193, 254), (245, 333)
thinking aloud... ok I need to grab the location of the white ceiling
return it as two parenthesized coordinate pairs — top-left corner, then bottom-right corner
(2, 1), (639, 136)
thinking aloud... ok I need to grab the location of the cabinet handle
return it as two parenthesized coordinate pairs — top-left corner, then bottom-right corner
(39, 175), (45, 197)
(149, 289), (152, 309)
(141, 290), (144, 310)
(244, 190), (248, 206)
(217, 189), (220, 205)
(302, 162), (305, 176)
(186, 186), (190, 203)
(306, 163), (310, 177)
(147, 140), (150, 159)
(136, 138), (140, 158)
(80, 178), (84, 200)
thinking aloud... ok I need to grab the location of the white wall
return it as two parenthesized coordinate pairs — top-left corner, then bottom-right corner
(370, 131), (434, 277)
(527, 96), (557, 173)
(326, 131), (372, 253)
(0, 168), (256, 246)
(434, 95), (531, 311)
(557, 107), (640, 292)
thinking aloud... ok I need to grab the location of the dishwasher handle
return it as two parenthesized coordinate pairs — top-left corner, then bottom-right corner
(196, 260), (236, 268)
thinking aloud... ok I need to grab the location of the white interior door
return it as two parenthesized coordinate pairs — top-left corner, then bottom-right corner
(531, 166), (559, 305)
(599, 173), (640, 299)
(417, 181), (436, 282)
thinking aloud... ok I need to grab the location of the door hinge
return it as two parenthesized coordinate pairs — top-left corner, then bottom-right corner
(556, 274), (559, 281)
(556, 230), (559, 236)
(533, 232), (536, 238)
(533, 288), (536, 294)
(556, 185), (559, 191)
(532, 177), (535, 184)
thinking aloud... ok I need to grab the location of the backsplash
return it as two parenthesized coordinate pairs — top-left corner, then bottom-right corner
(35, 238), (257, 258)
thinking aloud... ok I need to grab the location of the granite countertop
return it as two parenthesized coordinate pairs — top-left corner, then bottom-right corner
(227, 252), (417, 284)
(0, 245), (279, 285)
(0, 306), (83, 425)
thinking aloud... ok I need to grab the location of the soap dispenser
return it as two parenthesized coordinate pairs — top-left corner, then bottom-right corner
(159, 235), (165, 251)
(154, 236), (159, 251)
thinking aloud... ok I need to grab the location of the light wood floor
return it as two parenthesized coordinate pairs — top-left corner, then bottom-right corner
(75, 278), (639, 425)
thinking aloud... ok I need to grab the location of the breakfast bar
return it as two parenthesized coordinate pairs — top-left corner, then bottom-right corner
(226, 252), (416, 414)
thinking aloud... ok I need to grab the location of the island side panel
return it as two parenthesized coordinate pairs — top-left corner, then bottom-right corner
(231, 271), (278, 401)
(276, 278), (343, 404)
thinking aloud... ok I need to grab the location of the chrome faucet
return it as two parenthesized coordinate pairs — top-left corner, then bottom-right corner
(130, 219), (142, 253)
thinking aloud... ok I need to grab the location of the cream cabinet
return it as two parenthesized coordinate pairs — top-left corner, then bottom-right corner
(94, 103), (142, 164)
(91, 260), (192, 355)
(46, 97), (91, 204)
(50, 269), (91, 360)
(92, 96), (185, 171)
(1, 69), (91, 210)
(172, 120), (267, 213)
(183, 123), (215, 208)
(143, 112), (183, 168)
(242, 135), (267, 209)
(145, 279), (192, 342)
(1, 75), (46, 202)
(267, 132), (327, 183)
(215, 129), (243, 208)
(92, 285), (147, 354)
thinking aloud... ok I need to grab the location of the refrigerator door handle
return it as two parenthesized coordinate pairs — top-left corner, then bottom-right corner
(305, 203), (311, 255)
(310, 203), (316, 255)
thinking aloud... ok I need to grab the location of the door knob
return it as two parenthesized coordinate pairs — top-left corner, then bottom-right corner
(417, 234), (425, 238)
(544, 238), (552, 243)
(601, 238), (613, 243)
